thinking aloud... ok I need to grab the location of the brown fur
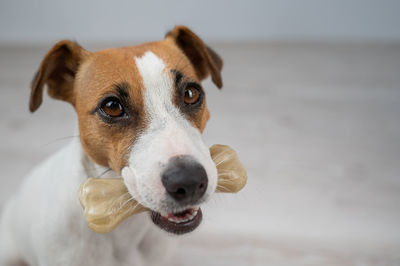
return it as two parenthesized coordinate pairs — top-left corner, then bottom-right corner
(166, 26), (223, 88)
(30, 26), (223, 173)
(30, 40), (89, 112)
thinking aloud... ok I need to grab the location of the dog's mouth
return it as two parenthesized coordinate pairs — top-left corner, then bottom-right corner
(150, 207), (202, 234)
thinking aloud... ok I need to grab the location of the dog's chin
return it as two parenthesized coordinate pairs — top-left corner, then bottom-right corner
(150, 207), (202, 235)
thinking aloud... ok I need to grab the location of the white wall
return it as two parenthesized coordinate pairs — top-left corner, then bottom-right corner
(0, 0), (399, 44)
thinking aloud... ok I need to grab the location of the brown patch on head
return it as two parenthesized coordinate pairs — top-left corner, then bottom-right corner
(74, 48), (148, 172)
(29, 26), (223, 173)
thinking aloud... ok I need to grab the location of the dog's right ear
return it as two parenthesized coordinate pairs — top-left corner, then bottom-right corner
(30, 40), (88, 112)
(166, 26), (223, 89)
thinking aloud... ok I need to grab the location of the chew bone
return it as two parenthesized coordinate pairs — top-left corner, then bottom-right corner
(210, 144), (247, 193)
(79, 144), (247, 233)
(79, 178), (147, 233)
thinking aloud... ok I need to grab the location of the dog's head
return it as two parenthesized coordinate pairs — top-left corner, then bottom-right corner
(30, 26), (223, 234)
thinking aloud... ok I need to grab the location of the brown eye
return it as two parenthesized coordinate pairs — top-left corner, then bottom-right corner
(184, 87), (200, 105)
(100, 98), (124, 117)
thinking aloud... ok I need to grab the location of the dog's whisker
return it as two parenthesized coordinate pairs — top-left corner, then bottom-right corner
(41, 135), (80, 147)
(115, 191), (131, 197)
(118, 197), (143, 213)
(98, 168), (112, 178)
(130, 202), (143, 212)
(118, 196), (136, 209)
(109, 192), (133, 209)
(216, 184), (230, 191)
(217, 170), (234, 176)
(213, 155), (230, 166)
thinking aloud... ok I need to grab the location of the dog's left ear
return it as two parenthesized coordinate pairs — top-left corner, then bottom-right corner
(30, 40), (88, 112)
(166, 26), (223, 88)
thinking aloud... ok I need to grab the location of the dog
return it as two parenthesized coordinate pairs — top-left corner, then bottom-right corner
(0, 25), (223, 266)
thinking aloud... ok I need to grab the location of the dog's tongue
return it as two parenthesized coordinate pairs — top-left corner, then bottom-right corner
(79, 144), (247, 234)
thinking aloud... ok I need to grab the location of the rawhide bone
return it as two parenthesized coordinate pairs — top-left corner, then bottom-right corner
(79, 144), (247, 233)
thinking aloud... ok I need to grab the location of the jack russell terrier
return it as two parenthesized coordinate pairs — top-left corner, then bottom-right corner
(0, 25), (223, 266)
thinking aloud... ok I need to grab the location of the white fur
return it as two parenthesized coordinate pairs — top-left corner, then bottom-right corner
(0, 50), (215, 266)
(121, 51), (217, 214)
(0, 139), (175, 266)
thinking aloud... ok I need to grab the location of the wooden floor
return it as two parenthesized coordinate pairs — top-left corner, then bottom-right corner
(1, 42), (400, 265)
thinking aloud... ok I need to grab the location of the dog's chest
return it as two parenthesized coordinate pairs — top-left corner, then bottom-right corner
(70, 214), (152, 266)
(17, 141), (160, 266)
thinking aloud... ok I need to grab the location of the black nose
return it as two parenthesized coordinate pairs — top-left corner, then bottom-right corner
(162, 155), (208, 203)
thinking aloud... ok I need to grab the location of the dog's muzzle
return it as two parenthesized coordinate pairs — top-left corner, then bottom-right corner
(151, 155), (208, 234)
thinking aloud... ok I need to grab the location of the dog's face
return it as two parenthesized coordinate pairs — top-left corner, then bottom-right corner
(29, 26), (223, 234)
